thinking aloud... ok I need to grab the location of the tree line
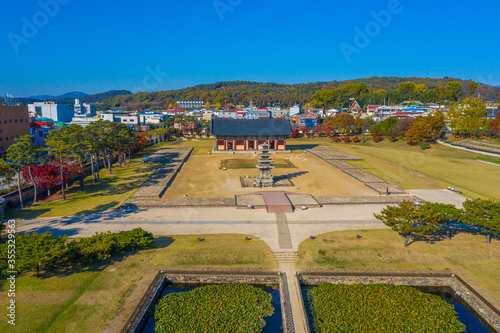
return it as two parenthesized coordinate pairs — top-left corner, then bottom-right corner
(96, 78), (500, 111)
(0, 228), (153, 277)
(2, 120), (146, 208)
(375, 199), (500, 247)
(306, 111), (445, 146)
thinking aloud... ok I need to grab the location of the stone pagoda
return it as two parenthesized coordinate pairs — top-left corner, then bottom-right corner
(256, 143), (274, 187)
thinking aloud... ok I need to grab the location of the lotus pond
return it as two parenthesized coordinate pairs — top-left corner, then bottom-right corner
(140, 283), (283, 333)
(302, 284), (493, 333)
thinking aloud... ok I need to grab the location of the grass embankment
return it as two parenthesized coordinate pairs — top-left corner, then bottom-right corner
(0, 234), (275, 333)
(297, 229), (500, 308)
(287, 137), (500, 200)
(221, 158), (295, 169)
(7, 143), (175, 219)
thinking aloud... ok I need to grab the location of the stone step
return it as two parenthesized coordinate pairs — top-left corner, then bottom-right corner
(272, 251), (299, 262)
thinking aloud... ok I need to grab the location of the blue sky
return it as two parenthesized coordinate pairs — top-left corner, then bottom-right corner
(1, 0), (499, 97)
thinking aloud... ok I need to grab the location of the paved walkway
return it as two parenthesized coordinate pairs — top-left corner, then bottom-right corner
(15, 205), (389, 251)
(279, 262), (308, 333)
(276, 213), (292, 248)
(406, 189), (467, 208)
(437, 139), (500, 157)
(14, 189), (463, 252)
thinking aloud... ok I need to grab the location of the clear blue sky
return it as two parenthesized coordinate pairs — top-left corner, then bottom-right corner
(1, 0), (499, 97)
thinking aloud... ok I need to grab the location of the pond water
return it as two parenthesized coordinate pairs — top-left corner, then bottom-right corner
(140, 283), (283, 333)
(301, 285), (493, 333)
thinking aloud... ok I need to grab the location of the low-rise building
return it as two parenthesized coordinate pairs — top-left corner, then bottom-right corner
(211, 118), (292, 151)
(121, 115), (140, 126)
(296, 113), (320, 128)
(349, 100), (364, 114)
(70, 115), (100, 127)
(176, 101), (204, 109)
(289, 105), (301, 116)
(164, 107), (185, 117)
(217, 110), (239, 119)
(30, 118), (55, 146)
(244, 109), (270, 119)
(0, 98), (30, 153)
(28, 101), (74, 122)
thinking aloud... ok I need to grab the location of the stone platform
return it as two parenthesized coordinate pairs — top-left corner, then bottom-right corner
(307, 146), (406, 195)
(240, 176), (294, 188)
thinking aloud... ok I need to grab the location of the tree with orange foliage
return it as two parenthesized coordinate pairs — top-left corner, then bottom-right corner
(372, 130), (383, 142)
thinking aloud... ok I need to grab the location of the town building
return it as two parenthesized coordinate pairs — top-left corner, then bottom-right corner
(83, 103), (97, 116)
(217, 110), (239, 119)
(28, 101), (74, 122)
(0, 98), (30, 153)
(164, 107), (185, 117)
(70, 115), (100, 128)
(211, 118), (292, 152)
(30, 117), (55, 146)
(176, 101), (204, 109)
(139, 112), (166, 125)
(296, 113), (320, 128)
(325, 108), (341, 117)
(303, 106), (324, 115)
(366, 105), (380, 116)
(289, 105), (301, 116)
(244, 109), (270, 119)
(120, 115), (140, 126)
(349, 100), (364, 113)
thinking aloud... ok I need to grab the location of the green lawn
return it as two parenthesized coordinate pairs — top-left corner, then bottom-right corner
(0, 234), (275, 333)
(8, 143), (173, 219)
(287, 137), (500, 200)
(297, 229), (500, 309)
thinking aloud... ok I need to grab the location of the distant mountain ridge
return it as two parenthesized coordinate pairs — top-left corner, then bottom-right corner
(10, 90), (133, 106)
(29, 91), (89, 100)
(96, 76), (500, 111)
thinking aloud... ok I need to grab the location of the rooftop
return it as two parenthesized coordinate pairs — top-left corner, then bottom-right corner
(211, 118), (292, 136)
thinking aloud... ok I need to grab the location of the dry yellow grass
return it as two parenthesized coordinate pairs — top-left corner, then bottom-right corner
(164, 152), (375, 198)
(297, 229), (500, 309)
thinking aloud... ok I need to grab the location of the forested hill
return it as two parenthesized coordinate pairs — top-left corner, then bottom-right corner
(10, 90), (132, 106)
(97, 77), (500, 111)
(57, 90), (132, 104)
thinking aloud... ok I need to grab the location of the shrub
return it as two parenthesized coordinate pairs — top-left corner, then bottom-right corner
(68, 228), (154, 264)
(153, 284), (274, 333)
(306, 283), (465, 333)
(351, 136), (360, 142)
(341, 136), (350, 143)
(389, 134), (397, 142)
(393, 117), (415, 137)
(372, 130), (383, 143)
(419, 142), (431, 149)
(331, 137), (342, 143)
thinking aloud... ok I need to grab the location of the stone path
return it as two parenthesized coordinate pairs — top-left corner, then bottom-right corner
(279, 262), (308, 333)
(276, 213), (293, 248)
(307, 146), (406, 195)
(130, 147), (193, 199)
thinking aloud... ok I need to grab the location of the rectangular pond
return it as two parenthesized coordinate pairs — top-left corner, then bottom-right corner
(301, 285), (494, 333)
(139, 283), (283, 333)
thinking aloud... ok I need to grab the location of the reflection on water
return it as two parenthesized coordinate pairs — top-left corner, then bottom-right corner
(140, 284), (283, 333)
